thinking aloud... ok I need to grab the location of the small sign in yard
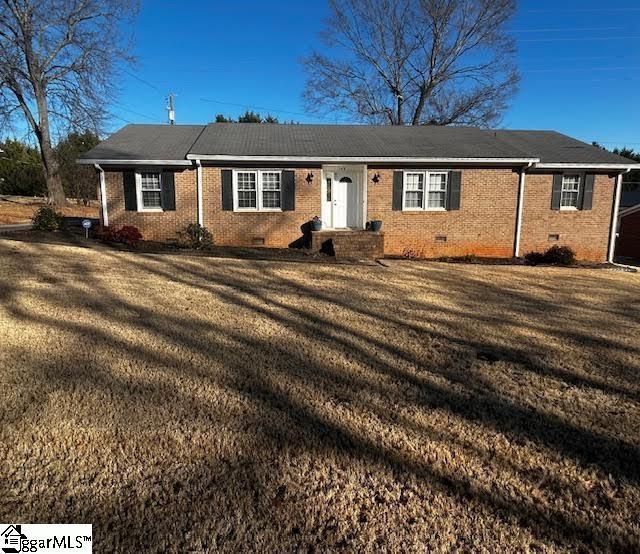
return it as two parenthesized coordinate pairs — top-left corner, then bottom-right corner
(82, 218), (92, 238)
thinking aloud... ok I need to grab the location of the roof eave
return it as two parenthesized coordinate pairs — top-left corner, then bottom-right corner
(185, 154), (540, 165)
(535, 163), (637, 170)
(76, 158), (193, 166)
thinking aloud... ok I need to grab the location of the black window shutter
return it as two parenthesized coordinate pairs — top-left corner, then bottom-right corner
(581, 174), (595, 210)
(551, 174), (563, 210)
(392, 171), (403, 210)
(161, 170), (176, 211)
(123, 170), (137, 211)
(221, 169), (233, 211)
(282, 170), (295, 211)
(446, 171), (462, 211)
(576, 172), (586, 210)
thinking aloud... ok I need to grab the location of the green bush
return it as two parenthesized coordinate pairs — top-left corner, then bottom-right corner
(524, 245), (576, 266)
(31, 206), (64, 231)
(176, 223), (213, 250)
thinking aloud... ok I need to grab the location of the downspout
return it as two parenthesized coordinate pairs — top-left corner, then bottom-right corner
(514, 162), (532, 258)
(195, 159), (203, 226)
(94, 164), (108, 227)
(607, 170), (629, 263)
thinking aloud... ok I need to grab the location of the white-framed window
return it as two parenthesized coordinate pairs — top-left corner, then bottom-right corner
(427, 172), (447, 209)
(136, 172), (162, 211)
(236, 171), (257, 209)
(561, 175), (580, 209)
(261, 171), (281, 209)
(404, 172), (424, 210)
(233, 170), (282, 211)
(403, 171), (448, 211)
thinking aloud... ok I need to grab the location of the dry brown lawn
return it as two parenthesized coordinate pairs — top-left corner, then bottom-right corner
(0, 197), (98, 225)
(1, 234), (639, 552)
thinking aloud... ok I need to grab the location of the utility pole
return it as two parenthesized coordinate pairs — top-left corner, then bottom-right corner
(167, 93), (175, 125)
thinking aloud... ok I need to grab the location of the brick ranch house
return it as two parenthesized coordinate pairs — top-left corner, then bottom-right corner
(78, 123), (638, 261)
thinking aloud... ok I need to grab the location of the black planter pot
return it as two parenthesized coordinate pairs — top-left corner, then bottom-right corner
(311, 220), (322, 231)
(369, 220), (383, 232)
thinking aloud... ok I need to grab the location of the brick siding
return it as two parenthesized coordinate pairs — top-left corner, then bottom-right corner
(103, 168), (197, 242)
(100, 166), (617, 262)
(367, 168), (519, 258)
(519, 173), (615, 261)
(201, 167), (320, 248)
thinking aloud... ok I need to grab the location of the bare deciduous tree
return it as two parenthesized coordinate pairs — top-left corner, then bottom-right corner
(303, 0), (519, 127)
(0, 0), (137, 205)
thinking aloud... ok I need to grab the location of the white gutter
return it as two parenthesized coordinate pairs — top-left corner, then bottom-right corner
(514, 162), (533, 257)
(535, 163), (637, 170)
(78, 159), (192, 166)
(186, 154), (541, 165)
(194, 159), (203, 226)
(94, 164), (108, 227)
(608, 171), (629, 263)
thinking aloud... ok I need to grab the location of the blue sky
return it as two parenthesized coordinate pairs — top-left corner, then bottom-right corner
(111, 0), (640, 149)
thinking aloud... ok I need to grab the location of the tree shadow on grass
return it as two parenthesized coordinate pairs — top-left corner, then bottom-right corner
(1, 240), (639, 551)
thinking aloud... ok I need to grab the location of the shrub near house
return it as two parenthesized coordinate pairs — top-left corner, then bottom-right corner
(32, 206), (64, 231)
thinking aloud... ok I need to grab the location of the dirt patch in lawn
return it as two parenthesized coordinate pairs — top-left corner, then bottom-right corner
(1, 236), (639, 552)
(0, 196), (98, 225)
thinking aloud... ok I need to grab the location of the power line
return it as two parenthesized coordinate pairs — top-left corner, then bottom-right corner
(511, 26), (624, 33)
(520, 35), (640, 42)
(123, 69), (162, 93)
(112, 102), (162, 123)
(524, 75), (638, 83)
(106, 112), (135, 125)
(528, 7), (640, 13)
(523, 66), (640, 73)
(596, 139), (640, 144)
(520, 55), (628, 62)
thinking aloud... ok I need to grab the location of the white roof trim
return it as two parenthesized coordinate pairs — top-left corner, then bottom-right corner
(619, 203), (640, 218)
(76, 159), (192, 166)
(535, 163), (636, 170)
(186, 154), (541, 164)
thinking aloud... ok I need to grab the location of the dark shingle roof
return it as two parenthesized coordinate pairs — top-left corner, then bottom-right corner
(78, 124), (205, 161)
(79, 123), (639, 166)
(188, 123), (530, 159)
(491, 130), (634, 165)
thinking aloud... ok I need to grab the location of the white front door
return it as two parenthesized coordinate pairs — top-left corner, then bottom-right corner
(333, 175), (349, 228)
(326, 170), (360, 229)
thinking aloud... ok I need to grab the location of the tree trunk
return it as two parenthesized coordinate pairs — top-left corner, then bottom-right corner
(412, 86), (428, 126)
(397, 94), (404, 125)
(40, 140), (67, 206)
(34, 82), (68, 206)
